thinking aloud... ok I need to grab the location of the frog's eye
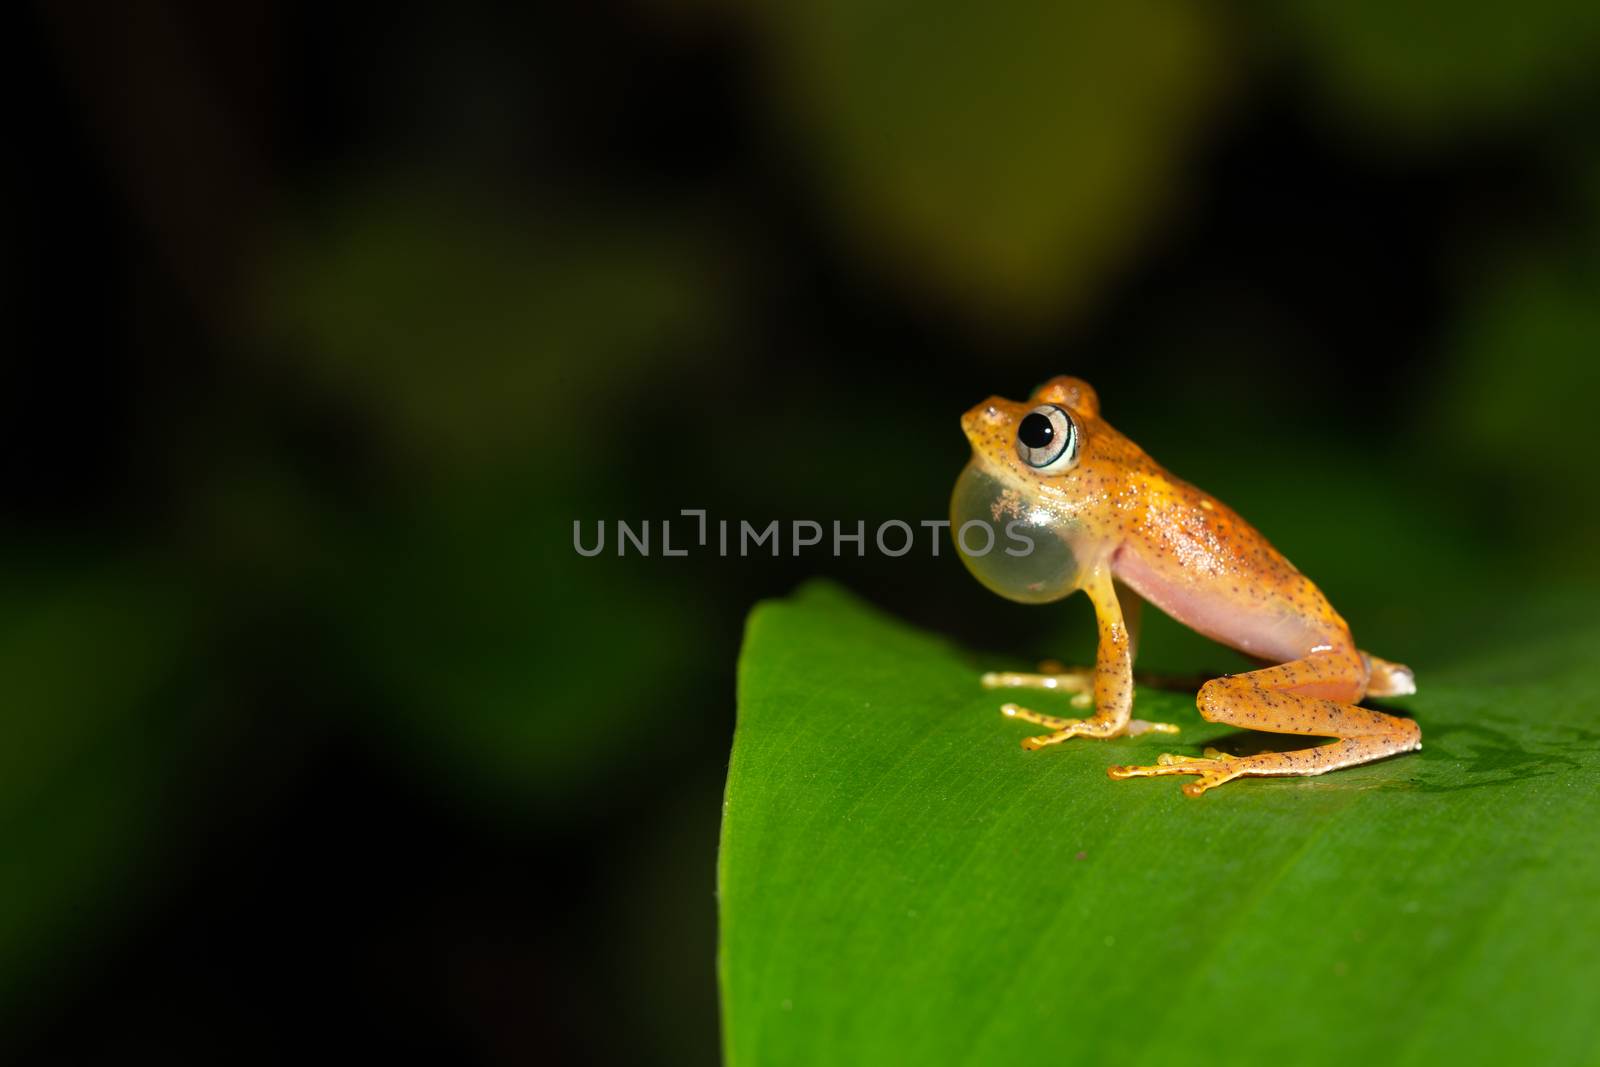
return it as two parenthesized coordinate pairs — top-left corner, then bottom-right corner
(1014, 404), (1078, 472)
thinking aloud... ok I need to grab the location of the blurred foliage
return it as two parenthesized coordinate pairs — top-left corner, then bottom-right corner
(0, 557), (196, 1007)
(262, 177), (723, 471)
(1431, 243), (1600, 559)
(251, 174), (732, 811)
(1277, 0), (1600, 136)
(722, 581), (1600, 1065)
(315, 470), (713, 810)
(747, 0), (1227, 328)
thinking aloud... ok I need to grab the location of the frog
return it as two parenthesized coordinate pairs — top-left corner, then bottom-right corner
(951, 375), (1419, 796)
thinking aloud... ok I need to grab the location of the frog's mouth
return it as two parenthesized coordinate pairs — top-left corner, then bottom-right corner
(950, 459), (1080, 604)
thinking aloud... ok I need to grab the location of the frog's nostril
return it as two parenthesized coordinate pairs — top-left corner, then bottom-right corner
(964, 400), (1009, 436)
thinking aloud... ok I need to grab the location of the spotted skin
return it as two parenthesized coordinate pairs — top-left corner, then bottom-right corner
(955, 376), (1420, 796)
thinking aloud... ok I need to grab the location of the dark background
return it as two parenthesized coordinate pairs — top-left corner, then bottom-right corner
(9, 1), (1599, 1063)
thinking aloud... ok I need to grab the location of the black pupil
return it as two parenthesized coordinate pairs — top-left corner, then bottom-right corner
(1018, 411), (1055, 450)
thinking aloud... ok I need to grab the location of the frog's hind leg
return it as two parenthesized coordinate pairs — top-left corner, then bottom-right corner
(1107, 651), (1421, 796)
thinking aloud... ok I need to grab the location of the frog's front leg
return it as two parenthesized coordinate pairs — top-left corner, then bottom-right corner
(981, 582), (1144, 711)
(1107, 650), (1421, 796)
(999, 570), (1177, 748)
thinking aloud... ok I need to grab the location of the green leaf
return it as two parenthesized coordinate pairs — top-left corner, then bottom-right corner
(719, 580), (1600, 1065)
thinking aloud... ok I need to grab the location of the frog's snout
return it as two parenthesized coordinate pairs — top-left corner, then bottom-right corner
(961, 397), (1011, 441)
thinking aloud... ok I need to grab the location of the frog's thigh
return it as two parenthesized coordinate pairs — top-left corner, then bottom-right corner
(1195, 653), (1407, 739)
(1108, 653), (1421, 795)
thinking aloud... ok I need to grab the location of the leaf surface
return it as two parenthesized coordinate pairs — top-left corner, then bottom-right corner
(720, 580), (1600, 1065)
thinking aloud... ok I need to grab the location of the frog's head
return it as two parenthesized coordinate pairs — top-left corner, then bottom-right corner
(951, 376), (1103, 604)
(959, 376), (1100, 474)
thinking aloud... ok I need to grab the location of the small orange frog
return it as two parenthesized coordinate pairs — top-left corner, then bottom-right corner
(952, 376), (1419, 796)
